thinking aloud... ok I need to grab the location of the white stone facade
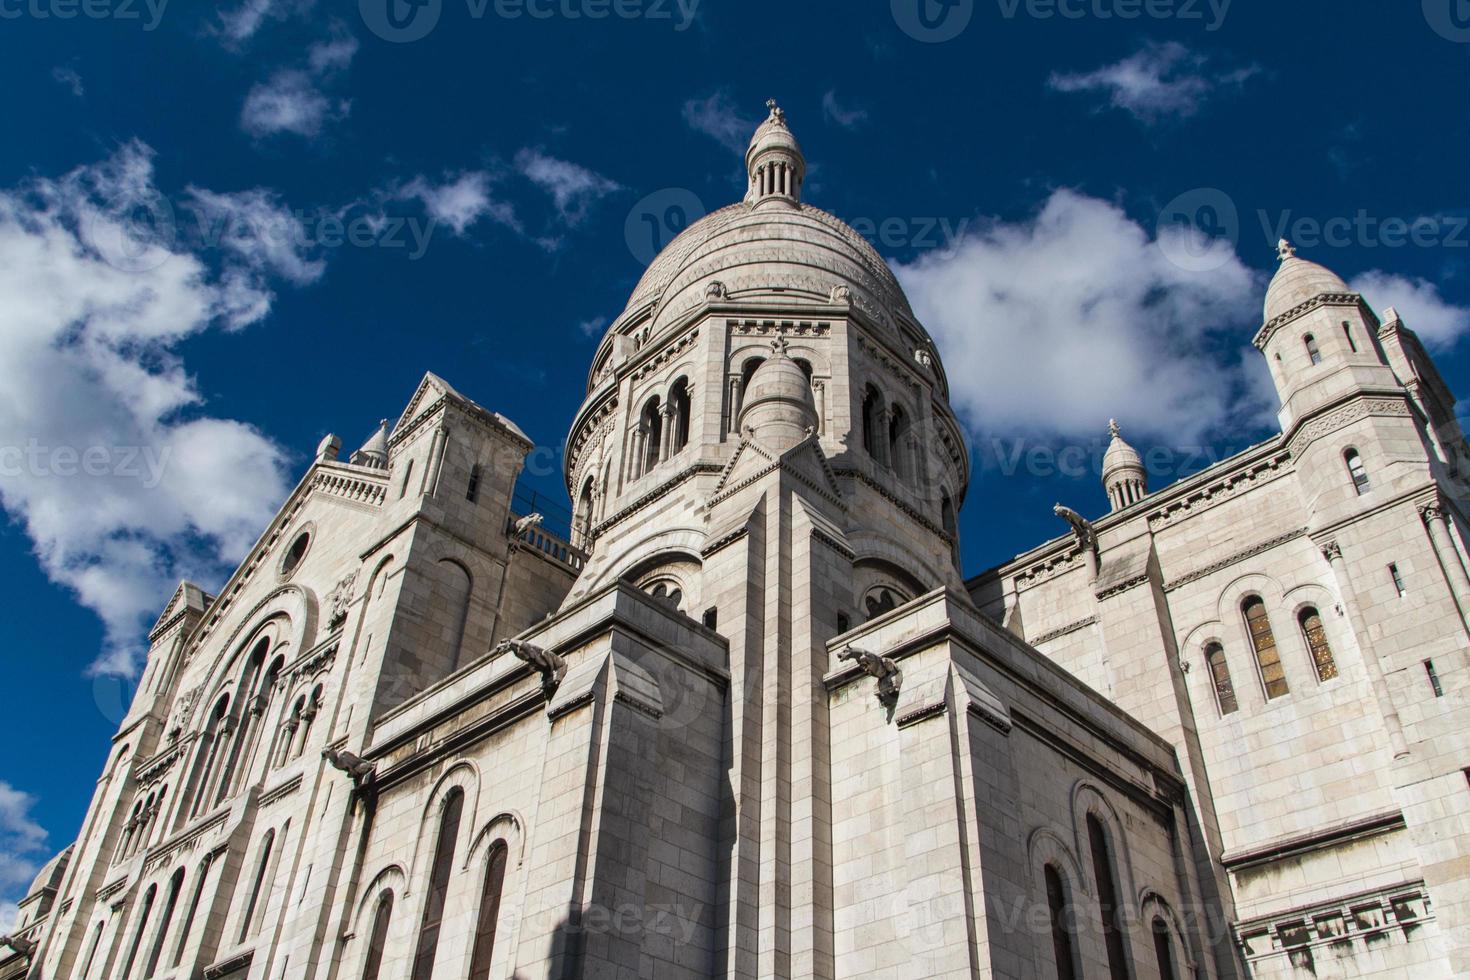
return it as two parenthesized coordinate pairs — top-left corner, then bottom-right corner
(7, 106), (1468, 980)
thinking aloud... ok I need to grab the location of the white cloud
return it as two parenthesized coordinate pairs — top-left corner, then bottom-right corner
(822, 90), (869, 131)
(52, 66), (84, 98)
(578, 315), (608, 338)
(214, 0), (315, 43)
(392, 172), (519, 237)
(0, 782), (49, 922)
(894, 189), (1264, 444)
(1352, 271), (1470, 350)
(1049, 42), (1259, 123)
(0, 141), (311, 676)
(682, 91), (759, 154)
(514, 150), (621, 226)
(240, 33), (356, 139)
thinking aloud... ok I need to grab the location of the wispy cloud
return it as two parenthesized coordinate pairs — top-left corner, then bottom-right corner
(822, 90), (869, 131)
(514, 150), (621, 227)
(214, 0), (315, 44)
(578, 315), (608, 338)
(1352, 271), (1470, 350)
(52, 66), (84, 98)
(1049, 42), (1259, 123)
(682, 91), (760, 154)
(0, 141), (319, 675)
(390, 172), (520, 237)
(0, 782), (47, 930)
(240, 32), (357, 139)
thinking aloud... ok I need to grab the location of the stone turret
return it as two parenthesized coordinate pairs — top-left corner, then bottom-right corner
(745, 99), (805, 207)
(1102, 419), (1148, 511)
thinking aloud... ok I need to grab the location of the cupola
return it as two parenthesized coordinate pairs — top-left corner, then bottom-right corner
(1102, 419), (1148, 511)
(745, 100), (805, 208)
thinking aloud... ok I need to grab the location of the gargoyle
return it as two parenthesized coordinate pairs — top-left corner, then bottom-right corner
(0, 935), (37, 957)
(495, 639), (567, 698)
(839, 646), (902, 705)
(322, 747), (377, 796)
(1053, 504), (1098, 558)
(512, 513), (545, 540)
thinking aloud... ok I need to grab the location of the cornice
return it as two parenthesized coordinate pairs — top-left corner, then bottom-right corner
(1163, 528), (1309, 593)
(1253, 292), (1366, 349)
(1030, 616), (1097, 646)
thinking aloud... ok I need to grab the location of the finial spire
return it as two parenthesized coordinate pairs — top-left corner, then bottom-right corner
(1108, 418), (1121, 439)
(766, 98), (785, 123)
(746, 99), (804, 207)
(1277, 238), (1297, 262)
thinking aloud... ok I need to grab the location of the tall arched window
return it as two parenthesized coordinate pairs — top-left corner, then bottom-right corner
(861, 386), (885, 462)
(411, 789), (464, 980)
(941, 493), (959, 566)
(1243, 597), (1289, 699)
(438, 560), (473, 670)
(1343, 321), (1359, 353)
(1152, 917), (1178, 980)
(888, 405), (911, 479)
(399, 459), (415, 499)
(76, 920), (104, 980)
(361, 890), (394, 980)
(238, 829), (276, 943)
(1087, 814), (1130, 980)
(119, 884), (158, 980)
(1305, 334), (1322, 365)
(669, 379), (692, 454)
(639, 397), (663, 476)
(1204, 643), (1238, 715)
(1044, 864), (1079, 980)
(1345, 449), (1371, 495)
(1298, 607), (1338, 682)
(734, 358), (764, 428)
(466, 464), (482, 503)
(229, 653), (284, 799)
(187, 696), (230, 820)
(171, 856), (212, 969)
(574, 477), (595, 550)
(467, 842), (509, 980)
(142, 868), (184, 979)
(213, 639), (271, 808)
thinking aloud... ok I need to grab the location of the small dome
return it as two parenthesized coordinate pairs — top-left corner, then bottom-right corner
(350, 420), (391, 470)
(1264, 240), (1350, 323)
(738, 341), (818, 450)
(1102, 420), (1148, 512)
(745, 100), (805, 208)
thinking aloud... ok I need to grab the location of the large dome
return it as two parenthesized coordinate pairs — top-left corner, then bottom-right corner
(617, 201), (918, 337)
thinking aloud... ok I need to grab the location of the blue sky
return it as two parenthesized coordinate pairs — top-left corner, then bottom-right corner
(3, 0), (1470, 920)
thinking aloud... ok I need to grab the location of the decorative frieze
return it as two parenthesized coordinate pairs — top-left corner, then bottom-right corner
(1164, 529), (1309, 592)
(1030, 616), (1097, 646)
(1285, 397), (1412, 458)
(1146, 451), (1293, 530)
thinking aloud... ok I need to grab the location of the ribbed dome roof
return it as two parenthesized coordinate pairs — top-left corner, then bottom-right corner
(1102, 422), (1144, 481)
(618, 202), (917, 332)
(1264, 240), (1351, 323)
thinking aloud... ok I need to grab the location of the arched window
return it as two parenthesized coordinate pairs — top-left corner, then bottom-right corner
(118, 884), (157, 980)
(77, 920), (104, 980)
(1305, 334), (1322, 365)
(574, 477), (595, 550)
(1044, 864), (1079, 980)
(411, 789), (464, 980)
(669, 378), (692, 454)
(142, 868), (184, 979)
(239, 829), (276, 943)
(861, 386), (885, 462)
(1152, 917), (1178, 980)
(276, 697), (305, 767)
(399, 459), (415, 499)
(294, 686), (323, 758)
(171, 856), (212, 969)
(187, 696), (230, 820)
(863, 587), (903, 621)
(466, 464), (482, 503)
(734, 358), (765, 428)
(1204, 643), (1238, 715)
(229, 652), (284, 799)
(1345, 449), (1371, 495)
(1299, 607), (1338, 682)
(361, 890), (394, 980)
(1342, 321), (1359, 353)
(1087, 814), (1130, 980)
(647, 581), (684, 611)
(438, 560), (473, 670)
(941, 493), (959, 565)
(889, 405), (911, 479)
(118, 799), (144, 860)
(467, 842), (509, 980)
(1243, 597), (1289, 699)
(639, 397), (663, 477)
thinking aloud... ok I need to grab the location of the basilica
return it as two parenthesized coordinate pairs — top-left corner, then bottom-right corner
(3, 103), (1468, 980)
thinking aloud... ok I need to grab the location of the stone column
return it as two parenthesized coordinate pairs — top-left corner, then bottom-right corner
(659, 405), (675, 463)
(1321, 541), (1410, 758)
(423, 423), (449, 498)
(1419, 501), (1470, 636)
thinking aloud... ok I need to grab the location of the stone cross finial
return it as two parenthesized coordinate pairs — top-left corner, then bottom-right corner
(766, 99), (785, 123)
(1108, 419), (1121, 439)
(1277, 238), (1297, 262)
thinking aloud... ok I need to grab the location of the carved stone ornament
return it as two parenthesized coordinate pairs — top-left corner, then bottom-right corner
(168, 686), (202, 742)
(325, 571), (358, 628)
(839, 646), (902, 706)
(705, 280), (727, 300)
(495, 639), (567, 698)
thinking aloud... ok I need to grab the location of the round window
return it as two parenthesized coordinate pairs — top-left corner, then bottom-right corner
(282, 531), (311, 576)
